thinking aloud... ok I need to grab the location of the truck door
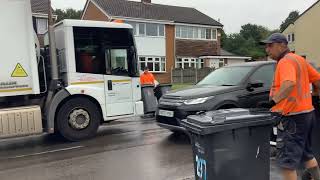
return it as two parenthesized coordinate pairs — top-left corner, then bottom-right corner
(104, 48), (134, 117)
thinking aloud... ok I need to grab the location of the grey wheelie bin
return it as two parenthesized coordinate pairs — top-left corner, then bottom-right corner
(154, 84), (172, 100)
(181, 108), (275, 180)
(141, 85), (158, 114)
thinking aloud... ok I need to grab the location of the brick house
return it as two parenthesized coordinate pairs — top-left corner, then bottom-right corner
(81, 0), (223, 83)
(31, 0), (57, 46)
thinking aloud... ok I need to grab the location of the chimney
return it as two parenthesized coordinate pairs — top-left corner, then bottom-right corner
(142, 0), (151, 3)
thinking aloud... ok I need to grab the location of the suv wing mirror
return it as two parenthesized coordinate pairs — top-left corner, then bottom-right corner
(247, 80), (264, 90)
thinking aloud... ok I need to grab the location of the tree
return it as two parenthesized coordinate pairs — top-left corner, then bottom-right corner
(222, 24), (275, 59)
(240, 24), (270, 42)
(220, 29), (227, 48)
(280, 10), (299, 32)
(54, 8), (82, 22)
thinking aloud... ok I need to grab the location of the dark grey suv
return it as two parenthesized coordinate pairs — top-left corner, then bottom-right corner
(156, 61), (276, 133)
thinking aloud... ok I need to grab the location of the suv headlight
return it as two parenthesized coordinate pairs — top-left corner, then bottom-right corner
(183, 96), (214, 105)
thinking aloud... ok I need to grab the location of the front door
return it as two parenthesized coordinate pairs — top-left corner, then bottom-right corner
(104, 49), (134, 117)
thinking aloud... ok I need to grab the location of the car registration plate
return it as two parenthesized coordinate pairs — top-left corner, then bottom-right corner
(158, 110), (174, 117)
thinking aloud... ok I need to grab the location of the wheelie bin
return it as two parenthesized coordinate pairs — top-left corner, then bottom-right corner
(154, 84), (172, 100)
(141, 85), (158, 114)
(181, 108), (275, 180)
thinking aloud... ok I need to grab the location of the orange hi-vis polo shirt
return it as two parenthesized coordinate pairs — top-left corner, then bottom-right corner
(270, 53), (320, 116)
(140, 72), (155, 85)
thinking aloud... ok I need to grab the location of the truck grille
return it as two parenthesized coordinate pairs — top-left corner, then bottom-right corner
(159, 96), (184, 106)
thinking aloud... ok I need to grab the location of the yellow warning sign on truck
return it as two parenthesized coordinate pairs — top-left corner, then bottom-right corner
(11, 63), (28, 77)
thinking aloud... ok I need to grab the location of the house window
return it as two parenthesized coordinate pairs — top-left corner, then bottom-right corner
(200, 28), (206, 39)
(146, 23), (158, 36)
(199, 59), (204, 68)
(176, 57), (204, 69)
(139, 57), (146, 70)
(161, 57), (166, 71)
(181, 26), (189, 38)
(205, 29), (212, 39)
(212, 29), (217, 40)
(138, 23), (145, 35)
(176, 26), (181, 37)
(125, 21), (165, 37)
(292, 33), (295, 42)
(139, 56), (166, 72)
(36, 18), (48, 34)
(219, 59), (224, 68)
(158, 24), (165, 36)
(193, 27), (199, 39)
(176, 25), (217, 40)
(176, 58), (183, 68)
(287, 34), (291, 42)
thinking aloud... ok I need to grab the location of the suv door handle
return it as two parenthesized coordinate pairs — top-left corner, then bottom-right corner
(108, 80), (112, 90)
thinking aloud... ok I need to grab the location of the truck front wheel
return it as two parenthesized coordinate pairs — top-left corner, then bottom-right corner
(56, 97), (101, 141)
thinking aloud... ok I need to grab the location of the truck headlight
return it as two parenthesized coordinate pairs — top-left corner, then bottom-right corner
(183, 96), (213, 105)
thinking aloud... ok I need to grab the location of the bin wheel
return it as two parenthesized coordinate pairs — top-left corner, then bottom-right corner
(56, 97), (101, 141)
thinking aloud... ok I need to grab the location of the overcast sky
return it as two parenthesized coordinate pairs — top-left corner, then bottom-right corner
(52, 0), (318, 33)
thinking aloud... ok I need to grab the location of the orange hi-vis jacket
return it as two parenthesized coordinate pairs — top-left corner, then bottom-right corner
(270, 53), (320, 116)
(140, 72), (155, 85)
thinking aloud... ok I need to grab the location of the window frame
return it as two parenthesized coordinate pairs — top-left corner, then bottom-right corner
(175, 25), (218, 41)
(139, 56), (166, 73)
(36, 18), (48, 35)
(125, 21), (165, 37)
(175, 57), (204, 69)
(73, 27), (137, 76)
(292, 33), (295, 42)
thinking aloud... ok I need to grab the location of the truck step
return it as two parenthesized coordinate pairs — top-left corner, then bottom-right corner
(0, 106), (43, 138)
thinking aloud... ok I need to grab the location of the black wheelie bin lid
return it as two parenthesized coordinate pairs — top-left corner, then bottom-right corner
(181, 108), (275, 135)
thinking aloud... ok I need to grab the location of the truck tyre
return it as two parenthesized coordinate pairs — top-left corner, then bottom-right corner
(56, 97), (101, 141)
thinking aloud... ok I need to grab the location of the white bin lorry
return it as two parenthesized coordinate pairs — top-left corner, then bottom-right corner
(0, 0), (144, 141)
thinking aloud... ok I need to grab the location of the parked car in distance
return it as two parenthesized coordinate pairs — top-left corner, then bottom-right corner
(156, 61), (276, 136)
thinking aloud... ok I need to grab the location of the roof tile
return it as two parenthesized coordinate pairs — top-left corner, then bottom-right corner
(92, 0), (223, 26)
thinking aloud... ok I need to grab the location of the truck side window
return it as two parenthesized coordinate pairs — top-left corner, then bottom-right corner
(73, 27), (138, 76)
(109, 49), (129, 75)
(249, 64), (275, 88)
(73, 28), (106, 74)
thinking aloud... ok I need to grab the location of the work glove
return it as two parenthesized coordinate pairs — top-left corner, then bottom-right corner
(268, 99), (276, 107)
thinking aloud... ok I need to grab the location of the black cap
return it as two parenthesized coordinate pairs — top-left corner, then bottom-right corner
(260, 33), (288, 45)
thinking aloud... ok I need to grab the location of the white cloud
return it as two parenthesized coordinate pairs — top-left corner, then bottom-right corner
(52, 0), (318, 33)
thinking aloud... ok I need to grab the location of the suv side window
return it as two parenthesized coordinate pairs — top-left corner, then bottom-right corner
(249, 64), (275, 88)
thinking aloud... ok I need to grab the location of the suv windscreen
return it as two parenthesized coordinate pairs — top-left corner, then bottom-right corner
(198, 66), (254, 86)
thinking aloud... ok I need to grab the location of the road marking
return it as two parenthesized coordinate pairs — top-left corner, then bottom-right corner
(8, 146), (84, 159)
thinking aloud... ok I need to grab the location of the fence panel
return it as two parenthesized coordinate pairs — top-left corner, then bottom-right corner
(171, 68), (215, 84)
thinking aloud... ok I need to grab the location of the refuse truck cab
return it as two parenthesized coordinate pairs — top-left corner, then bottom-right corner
(0, 0), (143, 141)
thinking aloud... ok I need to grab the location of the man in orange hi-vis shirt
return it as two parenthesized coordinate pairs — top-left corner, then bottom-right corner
(261, 33), (320, 180)
(140, 67), (157, 86)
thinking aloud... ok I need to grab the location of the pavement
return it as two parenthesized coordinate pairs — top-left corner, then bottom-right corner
(0, 117), (285, 180)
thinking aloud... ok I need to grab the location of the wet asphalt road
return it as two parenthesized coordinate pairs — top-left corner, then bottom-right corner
(0, 117), (282, 180)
